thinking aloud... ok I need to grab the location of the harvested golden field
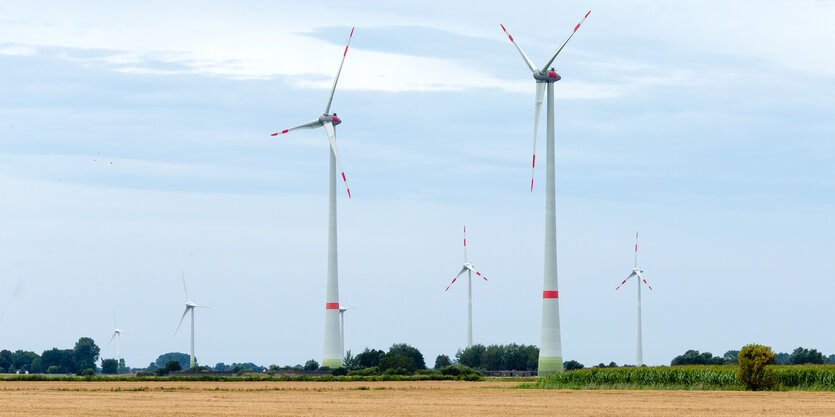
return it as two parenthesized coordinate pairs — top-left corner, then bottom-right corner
(1, 380), (834, 416)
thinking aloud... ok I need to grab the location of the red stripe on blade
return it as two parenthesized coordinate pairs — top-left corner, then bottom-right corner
(270, 133), (278, 136)
(350, 27), (355, 37)
(500, 24), (506, 31)
(463, 239), (466, 247)
(585, 10), (591, 18)
(530, 178), (534, 192)
(326, 303), (340, 310)
(532, 154), (535, 168)
(543, 290), (559, 299)
(344, 46), (349, 56)
(347, 188), (351, 199)
(574, 23), (580, 32)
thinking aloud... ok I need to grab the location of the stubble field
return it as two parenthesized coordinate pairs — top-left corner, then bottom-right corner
(1, 380), (834, 416)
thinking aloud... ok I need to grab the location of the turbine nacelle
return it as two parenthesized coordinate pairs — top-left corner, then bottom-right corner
(319, 114), (342, 127)
(533, 69), (561, 83)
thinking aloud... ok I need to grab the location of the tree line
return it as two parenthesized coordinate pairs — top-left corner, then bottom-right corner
(0, 337), (100, 375)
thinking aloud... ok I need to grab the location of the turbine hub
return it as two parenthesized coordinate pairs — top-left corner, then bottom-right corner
(319, 114), (342, 126)
(533, 69), (561, 83)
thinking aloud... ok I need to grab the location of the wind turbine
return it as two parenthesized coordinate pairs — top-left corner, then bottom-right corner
(500, 11), (591, 376)
(338, 305), (355, 361)
(616, 232), (653, 367)
(109, 316), (128, 374)
(444, 226), (488, 348)
(175, 270), (207, 369)
(270, 27), (354, 369)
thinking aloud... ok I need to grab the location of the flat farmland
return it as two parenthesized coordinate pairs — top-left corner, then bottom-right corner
(1, 380), (834, 416)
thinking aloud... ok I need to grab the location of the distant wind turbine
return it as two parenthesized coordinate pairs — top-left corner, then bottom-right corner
(270, 27), (355, 369)
(500, 11), (591, 376)
(109, 316), (128, 374)
(444, 226), (488, 348)
(338, 305), (355, 358)
(615, 232), (653, 367)
(175, 269), (208, 369)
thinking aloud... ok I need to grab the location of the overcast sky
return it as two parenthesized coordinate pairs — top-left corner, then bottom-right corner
(1, 0), (834, 369)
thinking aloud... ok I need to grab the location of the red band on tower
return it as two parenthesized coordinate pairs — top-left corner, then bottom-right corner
(326, 303), (340, 310)
(543, 291), (559, 299)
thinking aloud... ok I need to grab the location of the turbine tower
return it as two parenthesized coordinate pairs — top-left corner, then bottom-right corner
(444, 225), (488, 348)
(109, 317), (128, 374)
(271, 27), (354, 369)
(175, 270), (207, 369)
(500, 11), (590, 376)
(338, 305), (355, 360)
(616, 232), (653, 367)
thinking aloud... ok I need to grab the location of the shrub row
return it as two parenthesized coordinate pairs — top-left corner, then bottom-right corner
(523, 365), (835, 391)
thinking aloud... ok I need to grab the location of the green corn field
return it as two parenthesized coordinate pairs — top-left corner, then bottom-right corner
(519, 365), (835, 391)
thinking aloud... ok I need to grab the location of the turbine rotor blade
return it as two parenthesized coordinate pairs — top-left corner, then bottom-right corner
(634, 232), (639, 268)
(464, 264), (488, 281)
(615, 271), (636, 291)
(324, 122), (351, 198)
(444, 266), (468, 292)
(271, 119), (321, 136)
(175, 307), (190, 335)
(181, 269), (189, 301)
(109, 332), (117, 345)
(531, 82), (545, 191)
(539, 10), (591, 73)
(499, 24), (537, 73)
(324, 27), (355, 115)
(636, 271), (653, 291)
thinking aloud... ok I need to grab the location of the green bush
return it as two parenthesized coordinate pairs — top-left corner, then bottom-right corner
(46, 365), (60, 374)
(348, 366), (380, 376)
(439, 365), (480, 376)
(78, 368), (96, 376)
(303, 360), (319, 371)
(738, 344), (777, 391)
(331, 367), (348, 376)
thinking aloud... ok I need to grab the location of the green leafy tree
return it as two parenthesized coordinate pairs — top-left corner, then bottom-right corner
(723, 350), (740, 365)
(387, 344), (425, 370)
(351, 348), (384, 369)
(303, 360), (319, 371)
(563, 360), (584, 371)
(73, 337), (101, 373)
(434, 354), (452, 369)
(670, 350), (724, 366)
(153, 352), (192, 370)
(480, 345), (503, 370)
(40, 348), (74, 374)
(501, 344), (528, 370)
(168, 360), (182, 371)
(737, 344), (777, 390)
(101, 359), (118, 374)
(13, 350), (39, 373)
(774, 352), (790, 364)
(30, 357), (43, 374)
(379, 353), (414, 374)
(214, 362), (230, 371)
(0, 350), (13, 372)
(46, 365), (60, 374)
(788, 347), (825, 365)
(456, 344), (486, 369)
(78, 368), (96, 376)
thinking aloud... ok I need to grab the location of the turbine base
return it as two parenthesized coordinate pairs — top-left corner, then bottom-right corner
(538, 356), (563, 376)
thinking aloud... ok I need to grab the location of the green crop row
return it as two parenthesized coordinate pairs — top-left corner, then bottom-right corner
(518, 365), (835, 391)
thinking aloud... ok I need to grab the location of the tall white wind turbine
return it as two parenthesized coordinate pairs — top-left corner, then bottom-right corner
(109, 316), (128, 374)
(175, 270), (207, 369)
(615, 232), (653, 367)
(270, 27), (355, 369)
(500, 11), (591, 376)
(444, 226), (488, 348)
